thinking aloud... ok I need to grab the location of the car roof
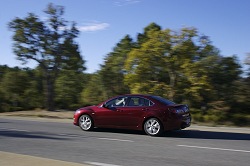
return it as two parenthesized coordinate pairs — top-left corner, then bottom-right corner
(122, 94), (153, 97)
(119, 94), (153, 97)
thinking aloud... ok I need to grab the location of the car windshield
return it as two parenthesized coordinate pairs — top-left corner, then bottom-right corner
(151, 96), (175, 105)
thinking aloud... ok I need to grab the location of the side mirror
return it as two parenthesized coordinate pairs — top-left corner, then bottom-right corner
(102, 103), (108, 108)
(102, 103), (117, 111)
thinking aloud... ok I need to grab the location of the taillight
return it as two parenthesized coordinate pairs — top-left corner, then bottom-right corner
(171, 109), (184, 114)
(183, 106), (189, 113)
(169, 106), (189, 114)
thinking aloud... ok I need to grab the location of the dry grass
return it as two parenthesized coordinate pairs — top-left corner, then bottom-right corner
(0, 109), (74, 119)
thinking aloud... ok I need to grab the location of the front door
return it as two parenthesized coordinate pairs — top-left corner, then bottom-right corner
(94, 96), (128, 127)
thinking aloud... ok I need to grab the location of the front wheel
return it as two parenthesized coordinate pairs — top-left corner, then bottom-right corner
(144, 118), (163, 136)
(78, 114), (93, 131)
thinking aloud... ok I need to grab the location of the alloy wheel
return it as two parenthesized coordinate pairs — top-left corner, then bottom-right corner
(144, 118), (162, 136)
(79, 115), (93, 131)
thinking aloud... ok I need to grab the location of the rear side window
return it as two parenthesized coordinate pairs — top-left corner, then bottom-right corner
(143, 98), (154, 106)
(128, 97), (154, 106)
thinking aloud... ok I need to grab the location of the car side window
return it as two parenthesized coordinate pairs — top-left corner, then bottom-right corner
(144, 98), (154, 106)
(106, 97), (128, 107)
(128, 97), (154, 107)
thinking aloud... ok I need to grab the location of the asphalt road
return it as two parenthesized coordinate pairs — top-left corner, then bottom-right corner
(0, 117), (250, 166)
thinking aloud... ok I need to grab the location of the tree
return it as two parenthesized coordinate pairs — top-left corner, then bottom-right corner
(99, 35), (134, 97)
(172, 30), (221, 105)
(0, 68), (29, 110)
(81, 73), (106, 106)
(125, 24), (223, 107)
(245, 53), (250, 77)
(23, 67), (44, 109)
(8, 3), (85, 111)
(0, 66), (44, 112)
(55, 70), (86, 109)
(137, 22), (162, 46)
(125, 23), (171, 97)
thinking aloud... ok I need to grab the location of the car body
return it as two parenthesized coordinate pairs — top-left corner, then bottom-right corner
(73, 94), (191, 136)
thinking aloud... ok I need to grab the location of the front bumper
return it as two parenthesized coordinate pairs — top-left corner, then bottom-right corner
(73, 111), (81, 126)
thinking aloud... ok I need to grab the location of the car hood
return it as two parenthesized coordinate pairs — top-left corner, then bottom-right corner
(79, 105), (97, 111)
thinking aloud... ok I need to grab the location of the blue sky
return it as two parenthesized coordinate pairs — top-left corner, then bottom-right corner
(1, 0), (249, 73)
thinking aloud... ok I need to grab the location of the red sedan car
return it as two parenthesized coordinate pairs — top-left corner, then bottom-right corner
(73, 94), (191, 136)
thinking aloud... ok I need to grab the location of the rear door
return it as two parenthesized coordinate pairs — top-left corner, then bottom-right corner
(117, 97), (153, 127)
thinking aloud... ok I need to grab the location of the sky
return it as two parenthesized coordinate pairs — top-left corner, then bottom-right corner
(1, 0), (249, 73)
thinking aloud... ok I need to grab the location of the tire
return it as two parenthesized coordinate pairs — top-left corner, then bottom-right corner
(78, 114), (93, 131)
(144, 118), (163, 136)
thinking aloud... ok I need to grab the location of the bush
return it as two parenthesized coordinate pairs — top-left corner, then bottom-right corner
(190, 106), (250, 127)
(230, 114), (250, 126)
(192, 113), (204, 122)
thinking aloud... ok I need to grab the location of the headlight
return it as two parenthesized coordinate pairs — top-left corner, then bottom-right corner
(75, 109), (81, 114)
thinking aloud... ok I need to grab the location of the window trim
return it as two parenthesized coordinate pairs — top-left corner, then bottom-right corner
(126, 96), (155, 107)
(101, 96), (155, 108)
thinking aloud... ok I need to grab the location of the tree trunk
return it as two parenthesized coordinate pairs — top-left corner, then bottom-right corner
(45, 73), (55, 111)
(169, 71), (176, 101)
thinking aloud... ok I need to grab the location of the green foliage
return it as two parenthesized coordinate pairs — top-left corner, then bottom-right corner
(55, 70), (85, 109)
(8, 3), (85, 111)
(125, 26), (217, 104)
(3, 11), (250, 126)
(230, 114), (250, 126)
(81, 74), (106, 106)
(99, 35), (134, 97)
(0, 66), (43, 112)
(125, 26), (171, 96)
(231, 78), (250, 114)
(244, 53), (250, 77)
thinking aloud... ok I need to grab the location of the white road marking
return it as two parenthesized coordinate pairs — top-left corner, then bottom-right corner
(85, 161), (121, 166)
(178, 145), (250, 153)
(97, 137), (134, 142)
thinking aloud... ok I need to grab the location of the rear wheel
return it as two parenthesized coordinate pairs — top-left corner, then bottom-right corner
(78, 114), (93, 131)
(144, 118), (163, 136)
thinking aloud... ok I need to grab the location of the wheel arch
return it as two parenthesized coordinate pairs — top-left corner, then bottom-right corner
(142, 116), (164, 131)
(78, 111), (95, 127)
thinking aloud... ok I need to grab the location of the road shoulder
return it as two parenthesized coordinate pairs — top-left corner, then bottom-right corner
(0, 151), (89, 166)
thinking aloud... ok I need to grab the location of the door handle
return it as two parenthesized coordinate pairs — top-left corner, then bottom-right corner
(142, 108), (149, 111)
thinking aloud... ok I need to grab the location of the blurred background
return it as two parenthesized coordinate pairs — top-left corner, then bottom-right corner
(0, 1), (249, 127)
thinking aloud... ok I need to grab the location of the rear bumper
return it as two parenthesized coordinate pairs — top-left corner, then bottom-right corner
(180, 113), (191, 129)
(164, 113), (191, 131)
